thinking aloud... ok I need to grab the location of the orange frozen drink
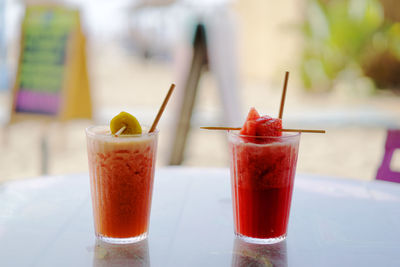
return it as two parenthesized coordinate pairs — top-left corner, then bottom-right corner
(86, 123), (158, 243)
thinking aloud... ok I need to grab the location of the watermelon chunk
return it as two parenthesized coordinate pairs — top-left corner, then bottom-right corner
(255, 116), (282, 137)
(240, 107), (259, 135)
(239, 108), (282, 142)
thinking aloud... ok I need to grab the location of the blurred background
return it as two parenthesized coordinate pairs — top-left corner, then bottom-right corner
(1, 0), (399, 182)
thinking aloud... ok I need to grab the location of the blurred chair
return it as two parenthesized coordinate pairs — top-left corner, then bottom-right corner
(128, 0), (242, 165)
(376, 129), (400, 183)
(168, 24), (207, 165)
(168, 15), (242, 165)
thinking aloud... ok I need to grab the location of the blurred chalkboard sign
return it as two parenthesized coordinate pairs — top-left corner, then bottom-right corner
(11, 5), (92, 122)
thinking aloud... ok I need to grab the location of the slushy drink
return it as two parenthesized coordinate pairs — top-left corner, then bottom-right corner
(228, 108), (300, 243)
(86, 125), (158, 243)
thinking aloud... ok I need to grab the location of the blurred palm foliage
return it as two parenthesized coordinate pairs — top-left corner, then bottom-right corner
(301, 0), (400, 92)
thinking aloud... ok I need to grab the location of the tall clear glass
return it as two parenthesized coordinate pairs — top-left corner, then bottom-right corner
(86, 126), (158, 244)
(228, 131), (300, 244)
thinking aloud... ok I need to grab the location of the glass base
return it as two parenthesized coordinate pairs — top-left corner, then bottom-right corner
(97, 232), (148, 244)
(235, 232), (286, 244)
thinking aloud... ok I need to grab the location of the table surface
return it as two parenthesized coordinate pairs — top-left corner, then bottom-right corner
(0, 167), (400, 267)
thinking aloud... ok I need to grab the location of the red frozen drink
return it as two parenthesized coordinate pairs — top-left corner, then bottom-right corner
(228, 108), (300, 243)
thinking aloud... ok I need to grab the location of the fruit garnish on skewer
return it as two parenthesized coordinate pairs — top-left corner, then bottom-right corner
(200, 107), (325, 134)
(110, 111), (142, 136)
(240, 107), (282, 137)
(109, 83), (175, 137)
(200, 72), (325, 135)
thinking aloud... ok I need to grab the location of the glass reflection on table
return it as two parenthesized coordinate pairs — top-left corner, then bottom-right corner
(93, 238), (150, 267)
(231, 237), (287, 267)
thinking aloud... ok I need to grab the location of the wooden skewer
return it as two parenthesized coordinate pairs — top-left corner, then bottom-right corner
(149, 83), (176, 133)
(114, 126), (126, 136)
(278, 71), (289, 119)
(200, 126), (325, 134)
(279, 128), (325, 134)
(200, 126), (241, 130)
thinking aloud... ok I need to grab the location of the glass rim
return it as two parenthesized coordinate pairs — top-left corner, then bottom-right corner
(227, 130), (300, 140)
(85, 125), (159, 138)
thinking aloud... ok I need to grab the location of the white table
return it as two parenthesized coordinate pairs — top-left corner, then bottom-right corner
(0, 167), (399, 266)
